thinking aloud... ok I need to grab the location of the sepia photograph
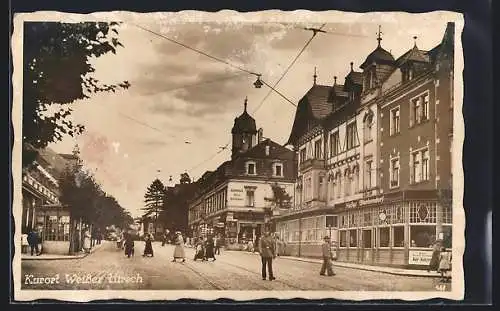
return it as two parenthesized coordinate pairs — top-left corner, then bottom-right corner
(11, 10), (465, 301)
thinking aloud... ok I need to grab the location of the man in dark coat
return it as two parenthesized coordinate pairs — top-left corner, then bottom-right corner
(124, 232), (134, 258)
(258, 231), (276, 280)
(27, 229), (39, 256)
(205, 236), (216, 261)
(320, 236), (336, 276)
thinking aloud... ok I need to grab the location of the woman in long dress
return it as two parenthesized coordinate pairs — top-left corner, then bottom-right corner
(172, 232), (186, 262)
(205, 236), (216, 261)
(83, 228), (91, 253)
(143, 233), (154, 257)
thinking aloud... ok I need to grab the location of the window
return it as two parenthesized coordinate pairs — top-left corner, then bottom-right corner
(349, 229), (357, 247)
(336, 172), (342, 198)
(409, 202), (437, 223)
(410, 225), (435, 248)
(304, 177), (312, 201)
(340, 230), (347, 247)
(411, 148), (429, 184)
(346, 122), (358, 149)
(318, 175), (326, 201)
(344, 169), (351, 196)
(393, 226), (405, 247)
(326, 215), (338, 228)
(300, 148), (307, 163)
(365, 160), (373, 189)
(362, 229), (372, 248)
(379, 227), (390, 247)
(273, 163), (283, 177)
(410, 91), (430, 126)
(422, 149), (429, 181)
(351, 166), (359, 194)
(314, 140), (322, 159)
(245, 188), (255, 207)
(390, 107), (400, 135)
(329, 132), (339, 156)
(246, 162), (256, 175)
(390, 157), (400, 188)
(363, 111), (374, 142)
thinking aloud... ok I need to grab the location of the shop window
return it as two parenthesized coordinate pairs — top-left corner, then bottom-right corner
(410, 225), (435, 248)
(349, 229), (357, 247)
(393, 226), (405, 247)
(379, 227), (390, 247)
(390, 106), (400, 135)
(410, 202), (436, 223)
(326, 215), (338, 228)
(442, 225), (452, 248)
(340, 230), (347, 247)
(363, 212), (372, 227)
(362, 229), (372, 248)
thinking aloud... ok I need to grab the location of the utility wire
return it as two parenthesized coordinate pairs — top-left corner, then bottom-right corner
(252, 23), (326, 114)
(131, 23), (260, 76)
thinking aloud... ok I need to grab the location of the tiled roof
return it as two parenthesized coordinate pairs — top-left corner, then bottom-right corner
(360, 46), (395, 69)
(347, 71), (363, 85)
(396, 46), (431, 65)
(304, 84), (333, 120)
(333, 84), (348, 97)
(237, 138), (294, 160)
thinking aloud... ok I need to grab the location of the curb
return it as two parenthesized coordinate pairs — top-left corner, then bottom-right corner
(21, 243), (104, 261)
(226, 250), (441, 278)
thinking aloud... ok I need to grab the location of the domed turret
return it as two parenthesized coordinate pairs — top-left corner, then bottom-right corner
(231, 97), (258, 158)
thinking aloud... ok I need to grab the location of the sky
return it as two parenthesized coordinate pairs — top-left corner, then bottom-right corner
(47, 14), (449, 218)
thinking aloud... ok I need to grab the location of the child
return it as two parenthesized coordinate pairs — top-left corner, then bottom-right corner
(438, 247), (452, 282)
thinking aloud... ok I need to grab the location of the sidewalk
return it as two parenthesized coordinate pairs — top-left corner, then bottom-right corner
(230, 250), (442, 278)
(21, 242), (104, 261)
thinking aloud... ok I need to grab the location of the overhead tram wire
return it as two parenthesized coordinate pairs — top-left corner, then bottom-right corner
(251, 23), (327, 115)
(131, 23), (260, 77)
(183, 25), (326, 179)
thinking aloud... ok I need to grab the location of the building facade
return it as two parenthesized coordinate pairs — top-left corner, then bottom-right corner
(274, 23), (455, 268)
(188, 98), (296, 246)
(21, 146), (78, 254)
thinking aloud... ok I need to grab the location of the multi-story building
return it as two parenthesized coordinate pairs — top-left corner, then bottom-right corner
(274, 22), (455, 268)
(188, 98), (296, 246)
(21, 145), (78, 254)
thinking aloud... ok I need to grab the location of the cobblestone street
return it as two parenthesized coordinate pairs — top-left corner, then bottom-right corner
(21, 241), (450, 291)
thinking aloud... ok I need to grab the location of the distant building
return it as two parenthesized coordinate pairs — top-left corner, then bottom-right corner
(188, 98), (296, 245)
(275, 23), (454, 268)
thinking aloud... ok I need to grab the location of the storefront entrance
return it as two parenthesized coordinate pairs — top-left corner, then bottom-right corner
(238, 223), (262, 244)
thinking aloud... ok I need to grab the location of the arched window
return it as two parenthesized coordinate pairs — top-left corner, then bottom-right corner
(344, 168), (351, 196)
(352, 165), (359, 194)
(363, 110), (374, 142)
(335, 171), (342, 198)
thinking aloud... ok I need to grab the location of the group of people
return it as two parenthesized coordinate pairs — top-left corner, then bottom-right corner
(428, 242), (452, 282)
(193, 236), (220, 261)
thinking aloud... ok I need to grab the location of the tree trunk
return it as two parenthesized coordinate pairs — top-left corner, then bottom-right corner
(68, 217), (75, 255)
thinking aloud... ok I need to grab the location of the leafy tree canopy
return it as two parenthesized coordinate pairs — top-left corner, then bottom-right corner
(22, 21), (130, 168)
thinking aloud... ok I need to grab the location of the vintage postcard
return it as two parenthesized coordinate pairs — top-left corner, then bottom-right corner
(11, 10), (465, 301)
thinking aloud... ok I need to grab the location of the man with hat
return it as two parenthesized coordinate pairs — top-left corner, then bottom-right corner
(320, 235), (336, 276)
(258, 230), (276, 280)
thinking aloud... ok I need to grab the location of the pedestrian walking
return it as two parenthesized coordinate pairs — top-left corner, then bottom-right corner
(143, 233), (154, 257)
(438, 247), (452, 282)
(320, 236), (336, 276)
(214, 235), (222, 255)
(27, 228), (40, 256)
(83, 227), (91, 253)
(124, 232), (135, 258)
(161, 232), (168, 247)
(172, 231), (186, 262)
(205, 236), (216, 261)
(428, 241), (442, 272)
(258, 231), (276, 281)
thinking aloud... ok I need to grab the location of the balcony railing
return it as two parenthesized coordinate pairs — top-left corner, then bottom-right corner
(300, 158), (325, 172)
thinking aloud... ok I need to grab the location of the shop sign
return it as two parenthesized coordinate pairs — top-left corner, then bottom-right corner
(408, 250), (434, 265)
(228, 187), (244, 201)
(343, 195), (385, 210)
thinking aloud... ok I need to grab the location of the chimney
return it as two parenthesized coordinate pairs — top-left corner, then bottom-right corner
(258, 128), (263, 143)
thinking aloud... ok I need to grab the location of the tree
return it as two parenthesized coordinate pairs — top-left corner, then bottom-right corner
(142, 179), (167, 236)
(264, 183), (293, 209)
(22, 22), (130, 168)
